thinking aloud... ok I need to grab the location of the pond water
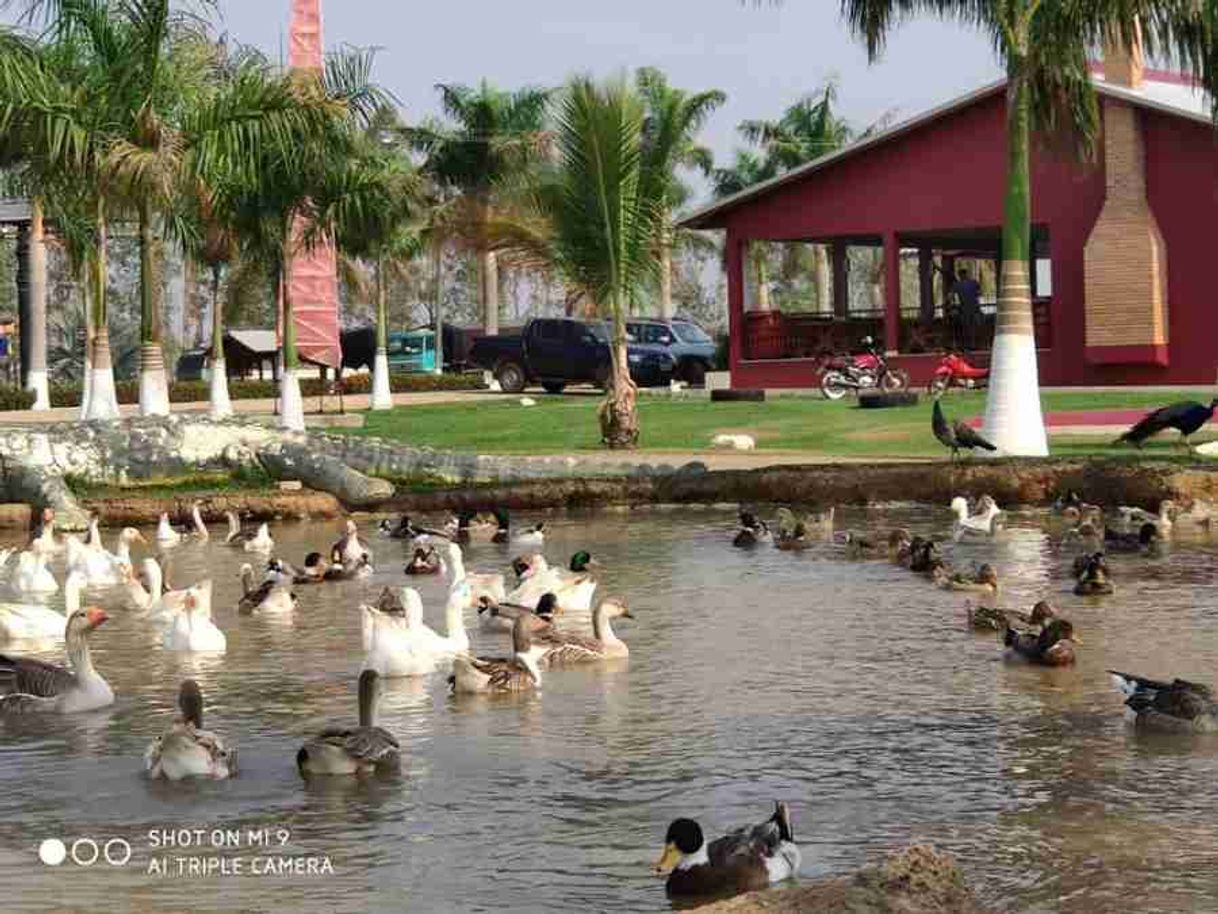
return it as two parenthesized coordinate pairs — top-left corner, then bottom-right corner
(1, 507), (1218, 913)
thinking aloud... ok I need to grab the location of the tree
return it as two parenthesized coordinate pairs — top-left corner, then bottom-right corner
(841, 1), (1217, 455)
(711, 149), (777, 311)
(635, 67), (724, 319)
(410, 81), (551, 335)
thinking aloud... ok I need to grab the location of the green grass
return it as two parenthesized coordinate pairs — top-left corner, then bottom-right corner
(67, 465), (275, 499)
(343, 390), (1218, 459)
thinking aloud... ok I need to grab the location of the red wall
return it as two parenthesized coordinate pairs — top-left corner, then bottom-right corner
(721, 88), (1218, 388)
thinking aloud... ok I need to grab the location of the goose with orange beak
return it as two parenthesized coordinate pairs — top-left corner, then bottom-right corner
(0, 607), (114, 712)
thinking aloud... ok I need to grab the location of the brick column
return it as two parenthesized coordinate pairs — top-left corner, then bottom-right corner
(883, 233), (900, 353)
(726, 231), (745, 371)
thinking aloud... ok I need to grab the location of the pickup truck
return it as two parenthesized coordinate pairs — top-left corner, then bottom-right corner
(469, 318), (675, 394)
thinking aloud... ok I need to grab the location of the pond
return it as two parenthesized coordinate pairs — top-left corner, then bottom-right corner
(1, 507), (1217, 913)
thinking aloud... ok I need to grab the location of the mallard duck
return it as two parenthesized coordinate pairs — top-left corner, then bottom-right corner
(321, 551), (373, 581)
(534, 598), (632, 666)
(653, 802), (800, 900)
(287, 552), (330, 584)
(968, 599), (1054, 632)
(1061, 520), (1103, 555)
(378, 515), (420, 540)
(296, 670), (400, 777)
(144, 680), (236, 780)
(0, 607), (114, 713)
(1004, 618), (1080, 666)
(449, 614), (544, 695)
(1109, 671), (1218, 732)
(835, 531), (879, 558)
(1074, 553), (1115, 596)
(331, 520), (371, 566)
(1104, 522), (1161, 554)
(951, 494), (1002, 534)
(939, 562), (999, 594)
(907, 538), (944, 575)
(732, 511), (772, 547)
(237, 563), (296, 616)
(404, 547), (444, 576)
(776, 506), (833, 540)
(0, 571), (83, 643)
(162, 586), (226, 653)
(505, 553), (597, 612)
(477, 592), (558, 633)
(448, 509), (509, 544)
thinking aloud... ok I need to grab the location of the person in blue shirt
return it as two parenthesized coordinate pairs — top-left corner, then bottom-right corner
(951, 267), (982, 351)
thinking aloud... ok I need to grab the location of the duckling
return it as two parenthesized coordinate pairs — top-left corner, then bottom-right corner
(237, 563), (297, 615)
(939, 562), (1000, 594)
(404, 547), (444, 576)
(732, 511), (772, 548)
(1004, 618), (1080, 666)
(144, 680), (236, 780)
(448, 614), (545, 695)
(1109, 671), (1218, 732)
(1074, 553), (1115, 596)
(653, 802), (800, 901)
(1104, 522), (1162, 554)
(296, 670), (400, 777)
(968, 599), (1055, 633)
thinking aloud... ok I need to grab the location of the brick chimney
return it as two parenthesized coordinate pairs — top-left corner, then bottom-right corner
(1103, 22), (1145, 88)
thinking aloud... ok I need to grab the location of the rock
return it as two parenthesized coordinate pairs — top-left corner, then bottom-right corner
(257, 442), (395, 509)
(278, 480), (303, 492)
(0, 503), (32, 530)
(696, 845), (980, 914)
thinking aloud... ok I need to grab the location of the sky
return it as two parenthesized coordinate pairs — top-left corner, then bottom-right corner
(204, 0), (1003, 201)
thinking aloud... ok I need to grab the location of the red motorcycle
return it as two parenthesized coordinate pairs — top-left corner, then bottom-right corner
(819, 337), (910, 401)
(928, 352), (989, 395)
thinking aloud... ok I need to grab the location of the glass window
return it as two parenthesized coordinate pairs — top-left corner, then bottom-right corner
(585, 322), (610, 342)
(672, 322), (712, 344)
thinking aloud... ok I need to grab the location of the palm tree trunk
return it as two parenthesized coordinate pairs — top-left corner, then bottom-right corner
(432, 240), (444, 375)
(479, 247), (499, 335)
(208, 263), (232, 419)
(279, 241), (304, 432)
(659, 220), (674, 318)
(137, 199), (170, 416)
(85, 202), (120, 421)
(370, 252), (392, 410)
(980, 55), (1048, 456)
(79, 265), (93, 420)
(813, 244), (831, 315)
(752, 245), (771, 312)
(598, 295), (639, 448)
(24, 197), (49, 410)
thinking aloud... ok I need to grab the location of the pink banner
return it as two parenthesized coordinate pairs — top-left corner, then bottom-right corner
(286, 0), (341, 368)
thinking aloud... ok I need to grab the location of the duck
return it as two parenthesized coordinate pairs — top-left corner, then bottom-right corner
(289, 552), (331, 585)
(1109, 671), (1218, 733)
(144, 680), (237, 780)
(505, 552), (597, 612)
(1061, 520), (1103, 555)
(1004, 618), (1080, 666)
(938, 563), (999, 594)
(886, 528), (912, 562)
(776, 506), (833, 540)
(951, 494), (1002, 534)
(968, 599), (1055, 633)
(404, 546), (444, 576)
(9, 549), (58, 596)
(732, 511), (772, 547)
(477, 592), (558, 633)
(837, 531), (879, 558)
(775, 522), (811, 551)
(907, 538), (944, 575)
(653, 802), (800, 900)
(156, 512), (183, 547)
(67, 526), (146, 586)
(446, 541), (508, 607)
(331, 519), (371, 567)
(449, 508), (510, 545)
(1116, 500), (1174, 533)
(361, 589), (452, 677)
(123, 557), (191, 616)
(237, 563), (297, 616)
(449, 614), (545, 695)
(162, 586), (227, 652)
(27, 507), (62, 556)
(1104, 522), (1162, 554)
(0, 607), (114, 712)
(296, 670), (400, 777)
(1074, 553), (1115, 596)
(224, 512), (273, 552)
(378, 515), (443, 542)
(322, 552), (374, 581)
(0, 571), (84, 643)
(534, 598), (633, 666)
(512, 520), (547, 549)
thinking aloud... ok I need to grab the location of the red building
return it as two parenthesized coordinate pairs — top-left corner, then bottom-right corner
(683, 55), (1218, 389)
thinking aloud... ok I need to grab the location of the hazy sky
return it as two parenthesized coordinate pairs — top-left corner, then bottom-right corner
(208, 1), (1002, 185)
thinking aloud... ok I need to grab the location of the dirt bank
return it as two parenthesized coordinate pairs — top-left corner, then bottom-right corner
(697, 845), (982, 914)
(80, 490), (343, 527)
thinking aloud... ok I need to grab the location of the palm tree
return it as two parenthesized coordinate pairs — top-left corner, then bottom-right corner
(410, 81), (551, 335)
(711, 149), (777, 311)
(635, 67), (724, 319)
(840, 1), (1216, 455)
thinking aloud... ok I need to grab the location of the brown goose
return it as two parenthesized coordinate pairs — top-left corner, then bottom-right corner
(144, 680), (237, 780)
(534, 598), (633, 666)
(0, 608), (114, 713)
(296, 670), (400, 777)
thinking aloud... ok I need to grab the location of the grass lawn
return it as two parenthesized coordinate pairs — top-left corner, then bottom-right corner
(346, 390), (1218, 459)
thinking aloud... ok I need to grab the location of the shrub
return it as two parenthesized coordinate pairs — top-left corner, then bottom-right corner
(0, 386), (36, 410)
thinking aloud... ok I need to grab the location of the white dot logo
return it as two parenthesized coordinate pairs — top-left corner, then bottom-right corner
(38, 839), (67, 866)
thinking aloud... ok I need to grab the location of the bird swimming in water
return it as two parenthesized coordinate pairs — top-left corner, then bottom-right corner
(932, 399), (997, 460)
(1116, 399), (1218, 448)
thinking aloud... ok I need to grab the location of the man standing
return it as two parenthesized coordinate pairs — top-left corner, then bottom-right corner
(951, 267), (982, 351)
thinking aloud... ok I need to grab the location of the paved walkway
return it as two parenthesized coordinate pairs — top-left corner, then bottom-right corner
(963, 407), (1151, 436)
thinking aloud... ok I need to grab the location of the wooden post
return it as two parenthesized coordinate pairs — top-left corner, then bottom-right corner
(832, 240), (848, 319)
(883, 232), (900, 353)
(918, 247), (934, 322)
(726, 231), (745, 370)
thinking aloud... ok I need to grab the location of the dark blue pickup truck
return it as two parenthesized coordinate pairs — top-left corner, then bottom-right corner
(469, 318), (675, 393)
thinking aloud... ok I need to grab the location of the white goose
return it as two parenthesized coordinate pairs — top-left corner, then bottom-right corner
(361, 590), (442, 678)
(162, 585), (226, 653)
(0, 570), (84, 644)
(144, 680), (236, 780)
(244, 522), (274, 553)
(332, 520), (372, 566)
(10, 550), (58, 596)
(156, 512), (182, 547)
(1116, 500), (1174, 533)
(0, 607), (114, 713)
(951, 495), (1002, 535)
(28, 508), (62, 555)
(188, 501), (209, 541)
(237, 564), (296, 616)
(442, 542), (506, 607)
(125, 558), (196, 623)
(223, 513), (274, 553)
(67, 526), (145, 586)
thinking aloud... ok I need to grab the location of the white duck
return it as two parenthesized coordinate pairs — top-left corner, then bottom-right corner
(951, 495), (1002, 535)
(223, 513), (274, 553)
(144, 680), (236, 780)
(156, 512), (182, 547)
(442, 541), (506, 607)
(0, 570), (84, 644)
(125, 558), (196, 623)
(10, 550), (58, 596)
(237, 563), (296, 615)
(361, 589), (450, 678)
(512, 521), (547, 550)
(1116, 500), (1174, 533)
(0, 607), (114, 713)
(162, 585), (226, 653)
(332, 520), (372, 566)
(67, 526), (145, 586)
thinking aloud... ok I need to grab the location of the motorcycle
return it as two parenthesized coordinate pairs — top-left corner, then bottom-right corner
(818, 337), (910, 401)
(927, 351), (989, 395)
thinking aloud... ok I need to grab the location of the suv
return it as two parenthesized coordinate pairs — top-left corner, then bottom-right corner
(626, 318), (717, 386)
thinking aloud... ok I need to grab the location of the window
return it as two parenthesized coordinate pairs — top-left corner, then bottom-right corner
(672, 322), (711, 344)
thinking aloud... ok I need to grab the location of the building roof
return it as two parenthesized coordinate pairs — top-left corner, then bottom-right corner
(226, 329), (278, 355)
(681, 71), (1213, 230)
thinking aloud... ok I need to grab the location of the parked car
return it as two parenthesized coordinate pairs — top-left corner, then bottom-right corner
(175, 348), (208, 381)
(469, 318), (675, 393)
(625, 318), (717, 386)
(386, 329), (437, 373)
